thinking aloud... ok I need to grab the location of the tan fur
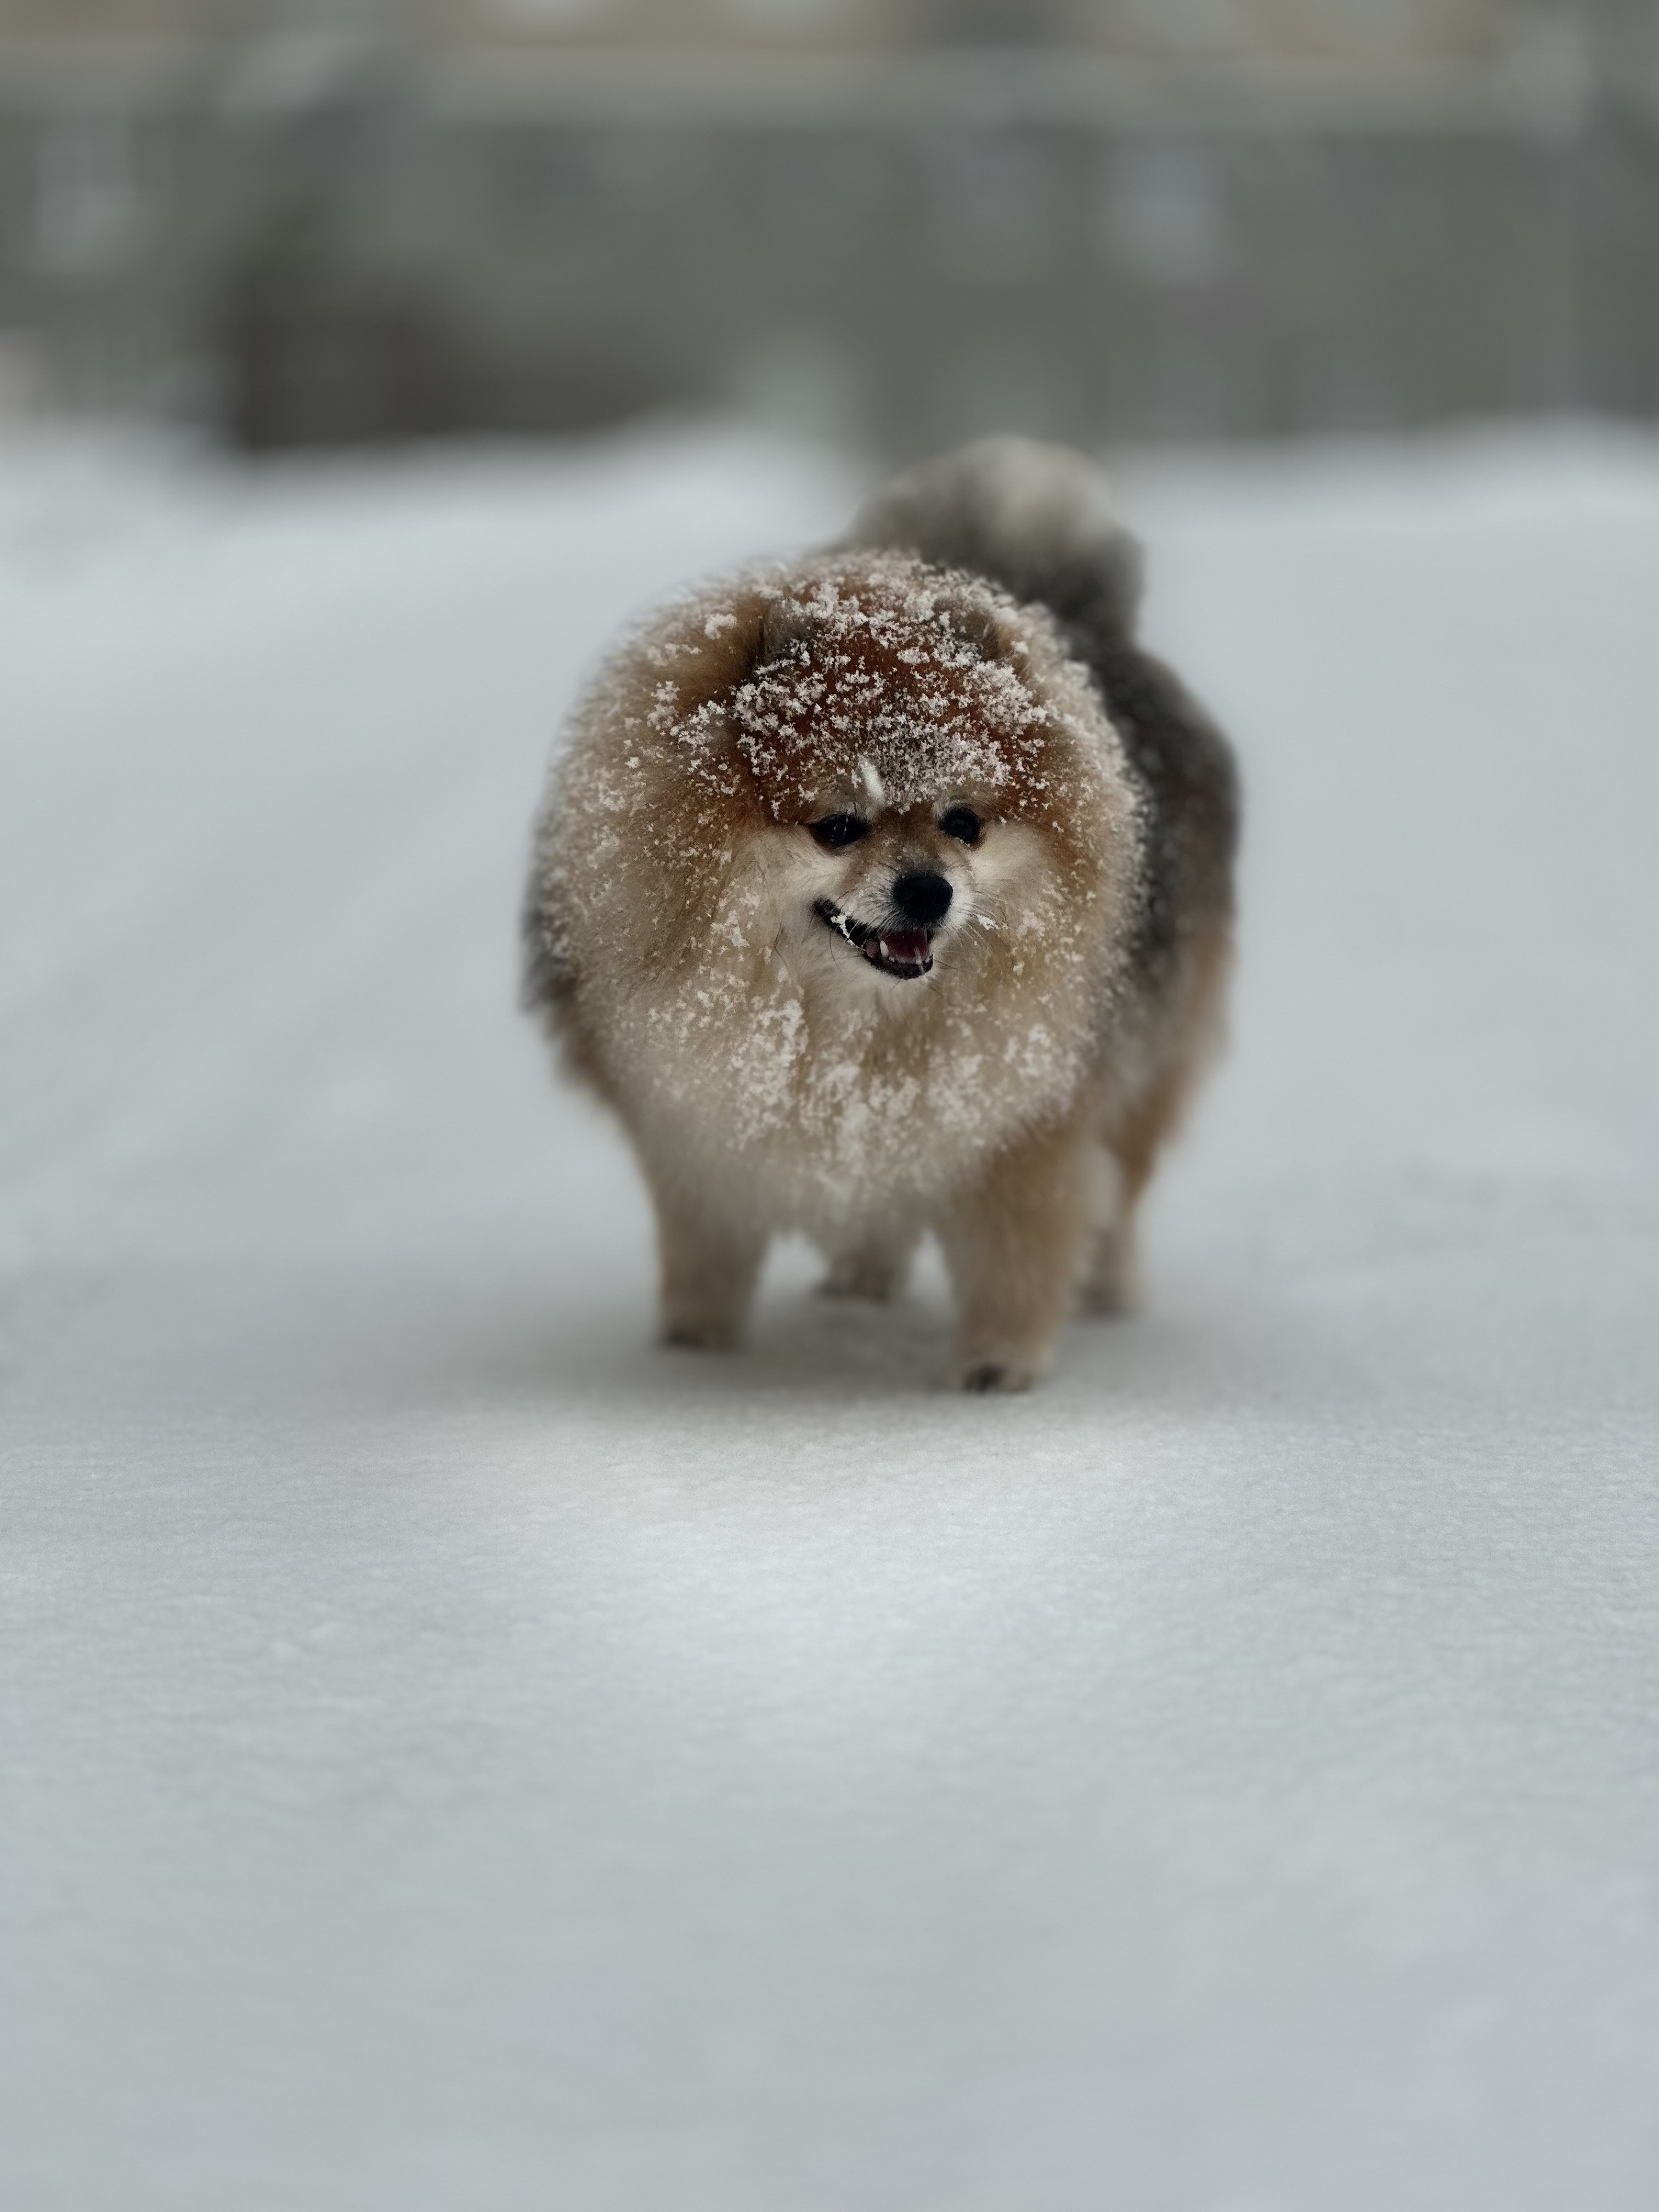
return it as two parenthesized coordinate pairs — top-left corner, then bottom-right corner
(524, 524), (1234, 1392)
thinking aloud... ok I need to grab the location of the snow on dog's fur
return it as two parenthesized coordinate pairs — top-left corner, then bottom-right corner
(523, 439), (1238, 1390)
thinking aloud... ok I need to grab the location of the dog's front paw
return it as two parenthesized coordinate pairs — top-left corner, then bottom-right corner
(948, 1355), (1042, 1394)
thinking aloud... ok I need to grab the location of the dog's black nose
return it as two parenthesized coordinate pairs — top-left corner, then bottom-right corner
(891, 871), (953, 927)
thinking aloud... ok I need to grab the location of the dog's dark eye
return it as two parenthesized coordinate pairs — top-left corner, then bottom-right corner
(809, 815), (870, 851)
(940, 806), (982, 845)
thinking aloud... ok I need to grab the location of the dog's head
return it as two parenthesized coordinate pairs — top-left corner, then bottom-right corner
(702, 552), (1138, 1017)
(534, 550), (1142, 1111)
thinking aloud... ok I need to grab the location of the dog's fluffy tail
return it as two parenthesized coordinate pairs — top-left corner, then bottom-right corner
(848, 436), (1143, 654)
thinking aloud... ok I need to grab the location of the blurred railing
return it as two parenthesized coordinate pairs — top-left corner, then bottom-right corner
(0, 19), (1654, 453)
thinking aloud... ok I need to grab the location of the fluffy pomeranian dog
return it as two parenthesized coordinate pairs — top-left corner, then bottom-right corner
(522, 438), (1238, 1390)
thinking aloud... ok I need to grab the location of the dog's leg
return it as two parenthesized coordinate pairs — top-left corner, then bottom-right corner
(1085, 922), (1234, 1318)
(647, 1170), (766, 1351)
(1077, 1142), (1139, 1317)
(938, 1116), (1092, 1392)
(818, 1223), (918, 1303)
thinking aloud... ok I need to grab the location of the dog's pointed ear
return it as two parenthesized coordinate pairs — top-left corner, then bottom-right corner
(751, 596), (821, 676)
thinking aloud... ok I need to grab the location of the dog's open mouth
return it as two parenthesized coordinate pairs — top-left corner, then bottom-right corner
(814, 899), (933, 980)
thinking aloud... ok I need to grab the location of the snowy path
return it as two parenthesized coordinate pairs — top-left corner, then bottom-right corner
(3, 425), (1657, 2210)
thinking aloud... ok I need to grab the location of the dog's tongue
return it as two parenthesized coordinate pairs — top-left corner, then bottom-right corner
(866, 928), (931, 970)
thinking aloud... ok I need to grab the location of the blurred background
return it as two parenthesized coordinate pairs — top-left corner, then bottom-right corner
(2, 0), (1656, 457)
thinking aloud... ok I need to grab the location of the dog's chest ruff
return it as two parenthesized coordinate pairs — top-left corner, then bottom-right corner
(629, 968), (1086, 1214)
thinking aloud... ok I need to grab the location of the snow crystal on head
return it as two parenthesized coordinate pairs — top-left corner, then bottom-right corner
(723, 555), (1052, 818)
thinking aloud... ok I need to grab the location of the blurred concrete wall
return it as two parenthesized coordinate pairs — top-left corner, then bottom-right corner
(0, 1), (1654, 451)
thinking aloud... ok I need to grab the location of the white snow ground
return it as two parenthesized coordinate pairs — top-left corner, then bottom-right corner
(3, 419), (1657, 2212)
